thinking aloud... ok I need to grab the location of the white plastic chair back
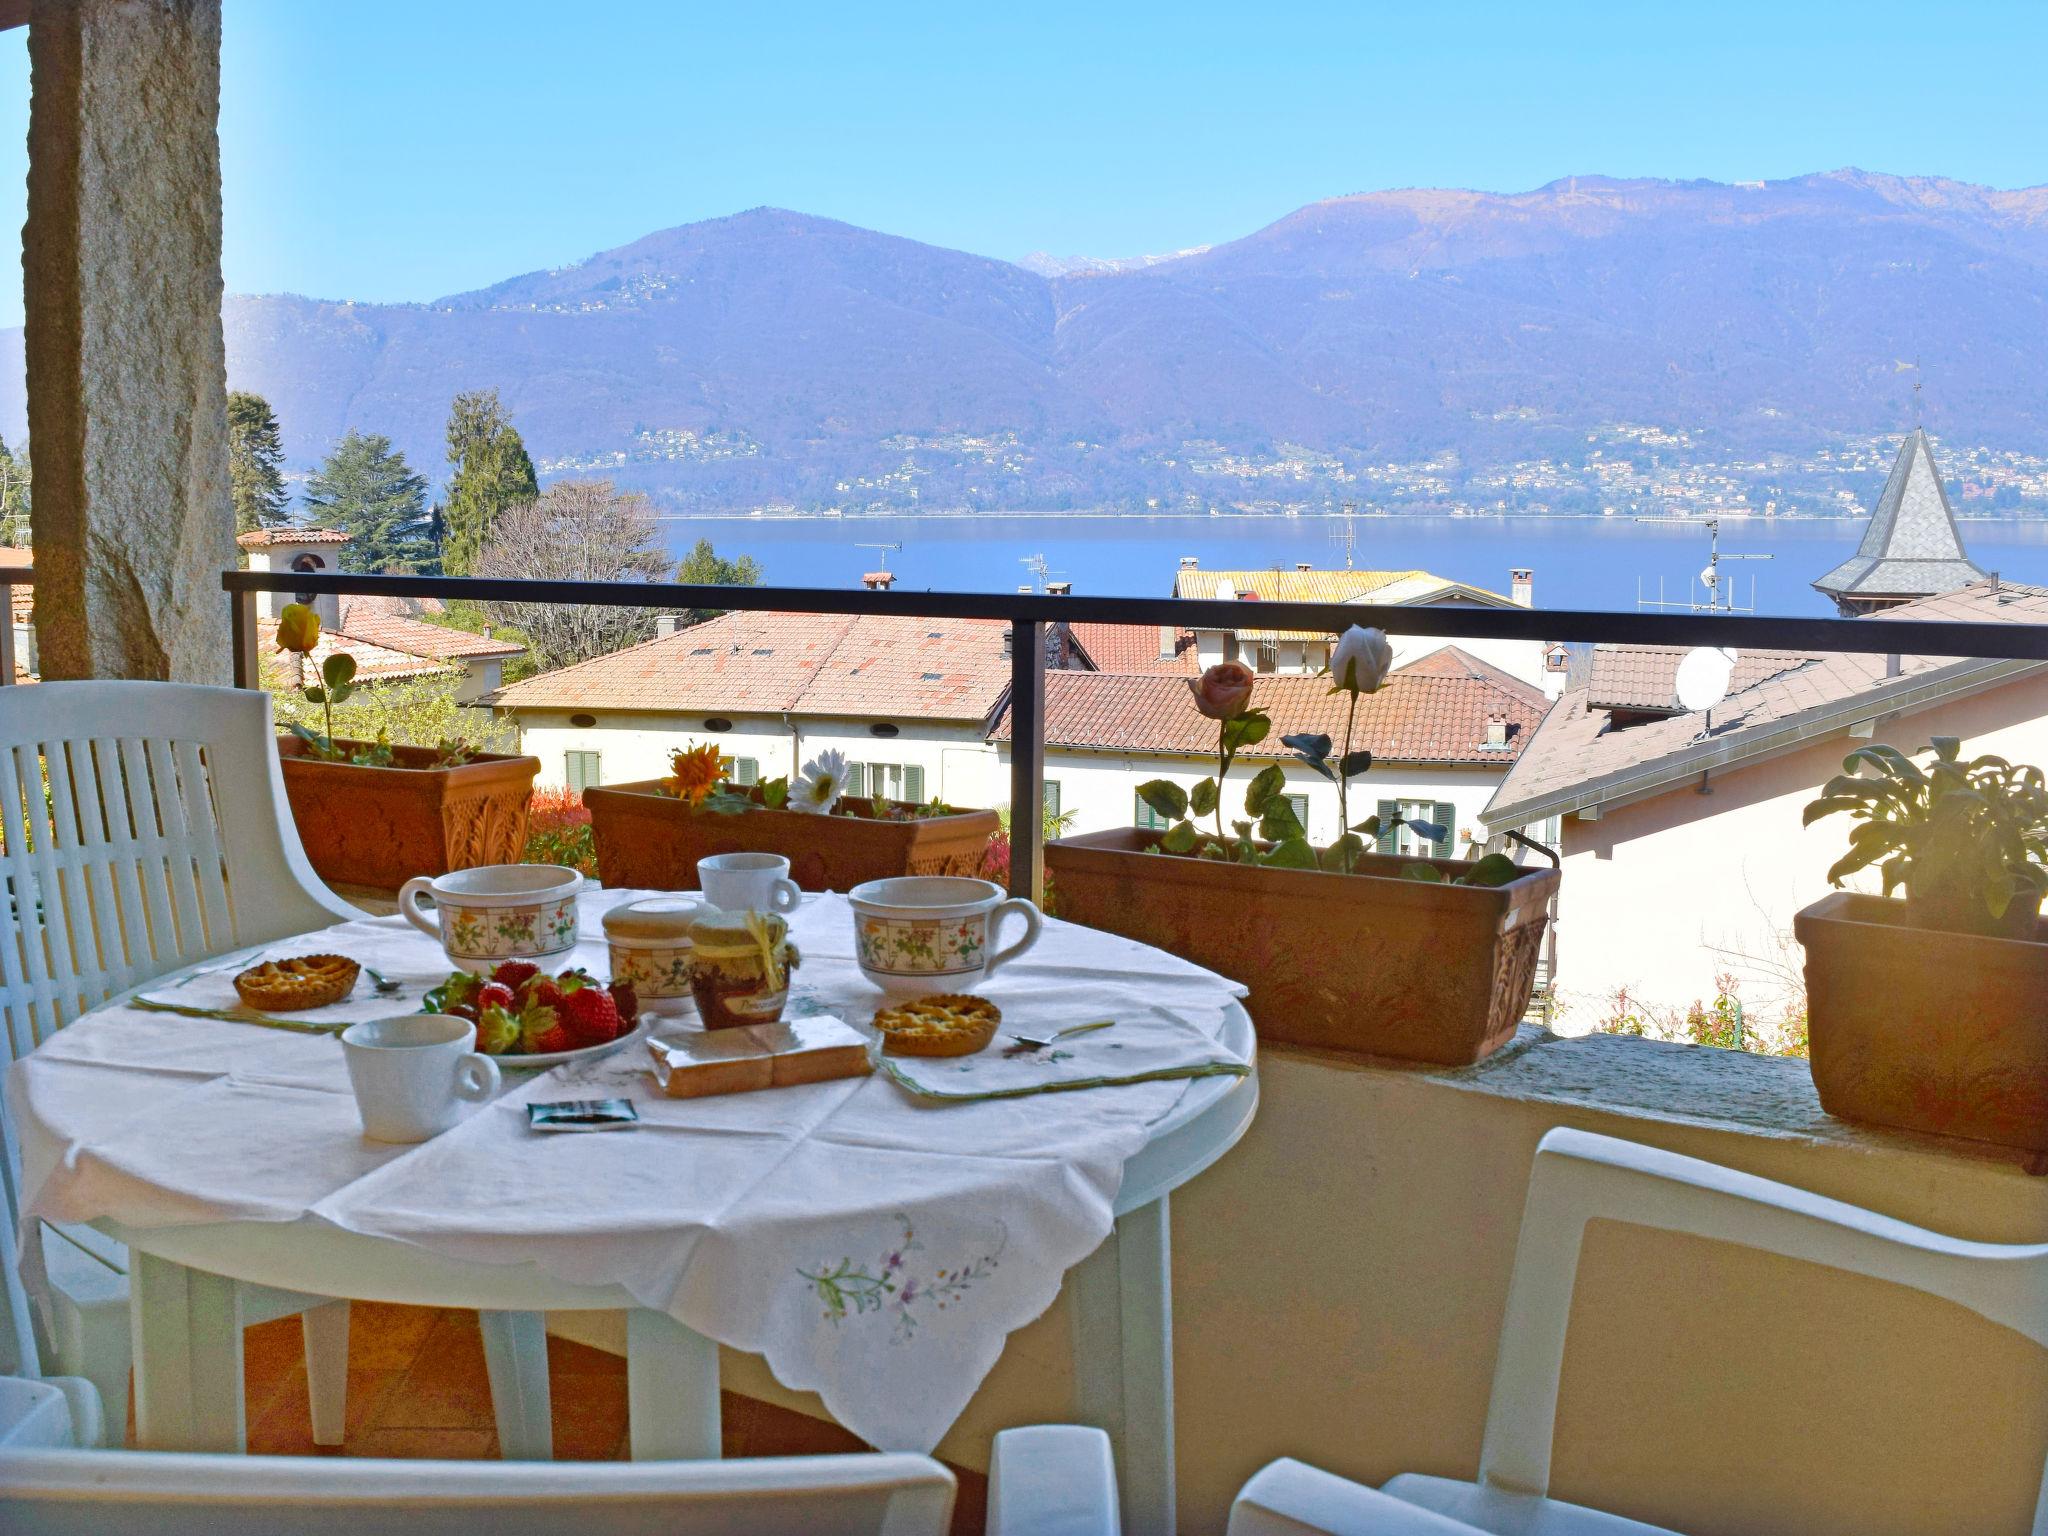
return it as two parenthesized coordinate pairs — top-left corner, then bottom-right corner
(1477, 1127), (2048, 1529)
(0, 1448), (957, 1535)
(0, 680), (357, 1057)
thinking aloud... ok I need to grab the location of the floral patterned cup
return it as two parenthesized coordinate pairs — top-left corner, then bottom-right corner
(847, 876), (1043, 996)
(399, 864), (583, 967)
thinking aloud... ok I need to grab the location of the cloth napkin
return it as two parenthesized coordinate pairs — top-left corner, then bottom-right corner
(9, 888), (1251, 1454)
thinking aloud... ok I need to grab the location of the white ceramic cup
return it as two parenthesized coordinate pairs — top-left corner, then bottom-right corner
(697, 852), (801, 915)
(847, 875), (1043, 995)
(399, 863), (583, 967)
(341, 1014), (501, 1143)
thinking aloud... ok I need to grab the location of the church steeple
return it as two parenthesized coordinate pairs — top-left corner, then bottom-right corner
(1813, 429), (1987, 616)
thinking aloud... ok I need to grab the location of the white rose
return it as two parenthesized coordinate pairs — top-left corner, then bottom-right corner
(1329, 626), (1393, 694)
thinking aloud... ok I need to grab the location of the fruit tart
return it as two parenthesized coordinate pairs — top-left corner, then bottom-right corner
(870, 993), (1001, 1057)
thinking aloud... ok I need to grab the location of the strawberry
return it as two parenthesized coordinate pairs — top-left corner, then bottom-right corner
(560, 983), (621, 1044)
(477, 982), (516, 1011)
(608, 979), (640, 1025)
(526, 1023), (577, 1055)
(523, 976), (564, 1010)
(518, 998), (565, 1054)
(492, 960), (540, 990)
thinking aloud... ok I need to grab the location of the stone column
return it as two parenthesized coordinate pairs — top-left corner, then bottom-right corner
(24, 0), (234, 682)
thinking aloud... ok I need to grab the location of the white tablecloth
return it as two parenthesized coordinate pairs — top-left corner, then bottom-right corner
(7, 890), (1249, 1452)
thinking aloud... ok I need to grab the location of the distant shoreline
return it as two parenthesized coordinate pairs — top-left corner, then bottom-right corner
(651, 509), (2048, 524)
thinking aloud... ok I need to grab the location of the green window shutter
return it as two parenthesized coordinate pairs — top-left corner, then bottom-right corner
(732, 756), (760, 786)
(1136, 792), (1167, 831)
(903, 764), (925, 803)
(1285, 793), (1308, 827)
(1043, 780), (1062, 818)
(844, 762), (866, 799)
(565, 751), (600, 794)
(1375, 799), (1399, 855)
(1432, 801), (1456, 857)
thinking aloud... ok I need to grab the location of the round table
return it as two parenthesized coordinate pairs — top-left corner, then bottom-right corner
(15, 897), (1257, 1536)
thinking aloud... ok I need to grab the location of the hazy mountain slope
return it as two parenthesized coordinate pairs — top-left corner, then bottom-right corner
(4, 172), (2046, 508)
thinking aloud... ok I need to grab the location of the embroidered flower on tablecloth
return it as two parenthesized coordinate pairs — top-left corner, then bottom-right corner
(800, 1213), (1007, 1342)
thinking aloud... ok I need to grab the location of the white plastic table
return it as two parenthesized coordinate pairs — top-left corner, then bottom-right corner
(27, 945), (1255, 1536)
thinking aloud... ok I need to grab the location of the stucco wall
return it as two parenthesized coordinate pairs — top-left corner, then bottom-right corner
(1551, 672), (2048, 1023)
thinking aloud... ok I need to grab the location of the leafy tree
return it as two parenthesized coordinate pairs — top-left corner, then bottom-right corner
(674, 537), (763, 623)
(226, 391), (290, 533)
(304, 430), (435, 573)
(440, 389), (537, 576)
(0, 435), (27, 547)
(475, 479), (669, 671)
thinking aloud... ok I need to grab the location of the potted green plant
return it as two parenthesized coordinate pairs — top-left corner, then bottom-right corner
(271, 603), (540, 892)
(1045, 629), (1559, 1065)
(1795, 737), (2048, 1153)
(585, 744), (1000, 892)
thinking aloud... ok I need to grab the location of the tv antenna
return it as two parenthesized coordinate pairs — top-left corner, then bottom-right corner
(1633, 515), (1771, 614)
(1018, 552), (1066, 593)
(1329, 501), (1359, 569)
(856, 541), (902, 572)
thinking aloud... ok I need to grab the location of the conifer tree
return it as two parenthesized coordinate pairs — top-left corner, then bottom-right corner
(304, 430), (434, 573)
(441, 389), (538, 576)
(226, 391), (290, 533)
(0, 434), (28, 546)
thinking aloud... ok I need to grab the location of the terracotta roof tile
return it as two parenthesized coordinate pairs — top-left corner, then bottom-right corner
(993, 646), (1547, 764)
(1066, 621), (1200, 675)
(336, 610), (524, 662)
(237, 527), (352, 548)
(493, 611), (1015, 721)
(1584, 646), (1816, 712)
(258, 621), (451, 683)
(1171, 567), (1432, 604)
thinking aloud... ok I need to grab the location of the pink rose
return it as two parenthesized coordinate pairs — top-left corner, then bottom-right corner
(1188, 661), (1257, 721)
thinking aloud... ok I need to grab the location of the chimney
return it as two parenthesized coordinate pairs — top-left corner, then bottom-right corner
(1885, 653), (1901, 679)
(1511, 568), (1534, 607)
(1485, 715), (1509, 749)
(861, 570), (896, 591)
(1179, 555), (1199, 569)
(1046, 580), (1072, 596)
(1158, 625), (1177, 660)
(481, 622), (494, 640)
(1295, 561), (1313, 572)
(655, 614), (682, 637)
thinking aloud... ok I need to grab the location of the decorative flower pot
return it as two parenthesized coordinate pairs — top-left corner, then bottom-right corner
(1044, 827), (1558, 1065)
(583, 779), (1000, 893)
(276, 737), (540, 893)
(1795, 890), (2048, 1153)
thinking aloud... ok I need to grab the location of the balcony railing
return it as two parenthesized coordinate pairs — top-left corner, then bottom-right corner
(193, 567), (2048, 905)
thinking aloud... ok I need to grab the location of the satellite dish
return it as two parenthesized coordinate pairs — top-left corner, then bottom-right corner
(1675, 646), (1739, 712)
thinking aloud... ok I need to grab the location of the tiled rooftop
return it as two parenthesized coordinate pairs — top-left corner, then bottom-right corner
(1065, 620), (1199, 675)
(335, 609), (525, 662)
(237, 527), (354, 548)
(259, 620), (453, 683)
(1585, 646), (1816, 712)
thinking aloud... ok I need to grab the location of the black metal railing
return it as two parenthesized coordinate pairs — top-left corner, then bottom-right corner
(210, 568), (2048, 904)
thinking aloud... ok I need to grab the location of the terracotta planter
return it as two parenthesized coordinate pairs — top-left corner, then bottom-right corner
(1795, 890), (2048, 1153)
(584, 779), (1000, 893)
(276, 737), (540, 892)
(1044, 828), (1559, 1065)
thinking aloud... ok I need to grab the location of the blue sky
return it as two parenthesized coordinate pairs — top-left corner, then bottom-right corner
(4, 0), (2048, 328)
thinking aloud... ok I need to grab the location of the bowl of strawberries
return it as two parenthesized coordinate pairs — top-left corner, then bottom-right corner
(422, 961), (646, 1068)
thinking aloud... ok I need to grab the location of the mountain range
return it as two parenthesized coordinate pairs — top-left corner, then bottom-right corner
(4, 169), (2048, 513)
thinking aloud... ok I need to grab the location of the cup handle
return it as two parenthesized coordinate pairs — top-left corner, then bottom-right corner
(771, 878), (802, 913)
(981, 897), (1043, 981)
(453, 1053), (500, 1103)
(398, 876), (440, 940)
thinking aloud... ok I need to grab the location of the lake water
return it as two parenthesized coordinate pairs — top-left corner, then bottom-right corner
(658, 513), (2048, 616)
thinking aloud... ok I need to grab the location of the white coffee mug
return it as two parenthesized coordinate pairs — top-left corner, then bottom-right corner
(399, 863), (583, 966)
(341, 1014), (501, 1143)
(847, 875), (1043, 995)
(697, 852), (801, 914)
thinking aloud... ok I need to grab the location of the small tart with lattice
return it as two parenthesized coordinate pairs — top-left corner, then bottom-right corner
(871, 993), (1001, 1057)
(234, 955), (360, 1012)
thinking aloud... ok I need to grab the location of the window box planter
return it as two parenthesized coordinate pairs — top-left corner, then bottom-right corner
(1044, 827), (1558, 1065)
(275, 736), (540, 893)
(1795, 891), (2048, 1154)
(583, 779), (1000, 893)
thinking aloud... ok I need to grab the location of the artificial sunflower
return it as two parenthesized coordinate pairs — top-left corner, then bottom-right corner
(665, 742), (730, 807)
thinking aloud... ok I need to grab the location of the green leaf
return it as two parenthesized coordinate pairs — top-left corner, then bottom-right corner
(322, 652), (357, 690)
(1802, 796), (1868, 827)
(1189, 778), (1220, 818)
(1243, 763), (1287, 816)
(301, 685), (326, 704)
(1258, 797), (1305, 842)
(1137, 779), (1188, 821)
(1281, 733), (1331, 762)
(1336, 750), (1374, 780)
(1401, 861), (1444, 883)
(1353, 814), (1381, 835)
(1159, 819), (1200, 854)
(1223, 710), (1272, 752)
(761, 776), (789, 810)
(1460, 852), (1521, 888)
(1931, 736), (1961, 762)
(1326, 832), (1365, 871)
(1260, 837), (1318, 869)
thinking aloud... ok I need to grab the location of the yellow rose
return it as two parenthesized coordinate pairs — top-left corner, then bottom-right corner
(275, 602), (322, 653)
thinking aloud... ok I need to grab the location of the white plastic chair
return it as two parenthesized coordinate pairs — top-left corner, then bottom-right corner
(0, 1156), (103, 1451)
(0, 1422), (1121, 1535)
(1227, 1127), (2048, 1536)
(0, 681), (368, 1444)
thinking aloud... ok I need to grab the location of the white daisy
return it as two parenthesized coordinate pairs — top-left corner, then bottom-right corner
(791, 747), (849, 815)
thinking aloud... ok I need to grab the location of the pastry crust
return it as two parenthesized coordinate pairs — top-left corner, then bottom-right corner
(871, 993), (1000, 1057)
(234, 954), (360, 1012)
